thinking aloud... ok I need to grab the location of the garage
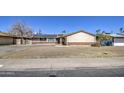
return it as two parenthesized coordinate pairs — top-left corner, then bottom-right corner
(112, 34), (124, 46)
(0, 32), (15, 45)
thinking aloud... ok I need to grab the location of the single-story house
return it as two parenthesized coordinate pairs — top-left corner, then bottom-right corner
(14, 36), (32, 45)
(0, 30), (96, 46)
(0, 32), (32, 45)
(0, 32), (16, 45)
(57, 30), (96, 45)
(111, 34), (124, 46)
(2, 30), (124, 46)
(32, 34), (58, 45)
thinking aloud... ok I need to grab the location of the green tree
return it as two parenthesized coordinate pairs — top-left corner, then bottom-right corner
(96, 29), (101, 35)
(62, 30), (66, 35)
(96, 30), (112, 46)
(120, 27), (123, 33)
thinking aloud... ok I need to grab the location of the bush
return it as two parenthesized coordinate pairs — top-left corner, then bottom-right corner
(99, 40), (113, 46)
(91, 42), (101, 47)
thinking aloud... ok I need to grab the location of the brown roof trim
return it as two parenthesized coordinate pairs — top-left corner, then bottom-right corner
(0, 32), (32, 39)
(0, 32), (10, 36)
(59, 30), (95, 38)
(113, 36), (124, 38)
(0, 32), (19, 38)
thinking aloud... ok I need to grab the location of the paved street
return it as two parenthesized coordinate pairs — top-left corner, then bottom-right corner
(0, 57), (124, 76)
(0, 68), (124, 77)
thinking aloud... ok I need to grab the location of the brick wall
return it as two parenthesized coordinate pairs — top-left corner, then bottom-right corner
(67, 42), (95, 45)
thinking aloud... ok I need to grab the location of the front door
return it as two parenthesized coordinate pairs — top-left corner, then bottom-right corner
(62, 37), (66, 45)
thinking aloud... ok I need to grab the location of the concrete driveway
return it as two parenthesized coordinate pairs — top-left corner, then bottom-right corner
(0, 57), (124, 77)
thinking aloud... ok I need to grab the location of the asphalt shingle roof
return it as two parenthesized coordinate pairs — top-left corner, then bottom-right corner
(34, 34), (58, 38)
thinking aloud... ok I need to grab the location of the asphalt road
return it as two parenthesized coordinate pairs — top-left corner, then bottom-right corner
(0, 67), (124, 77)
(0, 58), (124, 77)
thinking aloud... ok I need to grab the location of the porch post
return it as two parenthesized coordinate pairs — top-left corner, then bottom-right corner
(60, 38), (62, 45)
(16, 39), (21, 45)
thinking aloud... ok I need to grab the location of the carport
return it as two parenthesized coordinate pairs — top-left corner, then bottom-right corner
(0, 32), (15, 45)
(0, 32), (32, 45)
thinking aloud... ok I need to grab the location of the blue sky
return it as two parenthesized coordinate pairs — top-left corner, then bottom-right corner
(0, 16), (124, 34)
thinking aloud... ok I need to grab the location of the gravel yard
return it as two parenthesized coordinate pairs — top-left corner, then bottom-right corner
(0, 45), (124, 59)
(0, 45), (124, 76)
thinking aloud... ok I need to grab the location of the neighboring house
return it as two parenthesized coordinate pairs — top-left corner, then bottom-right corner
(0, 32), (32, 45)
(32, 34), (58, 45)
(0, 30), (96, 46)
(57, 30), (96, 45)
(14, 36), (32, 45)
(111, 34), (124, 46)
(0, 32), (15, 45)
(2, 30), (124, 46)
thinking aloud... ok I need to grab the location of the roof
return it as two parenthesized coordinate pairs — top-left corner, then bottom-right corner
(110, 34), (124, 38)
(34, 34), (58, 38)
(0, 32), (32, 39)
(0, 32), (10, 37)
(58, 30), (95, 38)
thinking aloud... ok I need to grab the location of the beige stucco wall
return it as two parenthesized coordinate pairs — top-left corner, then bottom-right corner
(0, 36), (13, 45)
(66, 32), (96, 43)
(25, 40), (32, 45)
(16, 39), (21, 45)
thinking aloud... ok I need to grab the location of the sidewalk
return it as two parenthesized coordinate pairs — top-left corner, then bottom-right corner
(0, 57), (124, 71)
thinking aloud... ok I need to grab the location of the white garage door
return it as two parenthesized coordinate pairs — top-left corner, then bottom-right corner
(114, 38), (124, 46)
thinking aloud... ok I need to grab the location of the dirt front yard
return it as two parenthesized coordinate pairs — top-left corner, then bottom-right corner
(0, 45), (124, 59)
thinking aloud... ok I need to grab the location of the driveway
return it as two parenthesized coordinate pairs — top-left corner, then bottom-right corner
(0, 45), (28, 58)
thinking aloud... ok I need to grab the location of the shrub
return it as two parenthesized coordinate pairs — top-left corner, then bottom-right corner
(91, 42), (100, 47)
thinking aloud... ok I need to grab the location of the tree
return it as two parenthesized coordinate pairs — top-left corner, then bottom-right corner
(102, 31), (106, 34)
(120, 27), (124, 33)
(9, 22), (33, 38)
(38, 29), (42, 35)
(96, 30), (112, 46)
(25, 27), (33, 37)
(96, 29), (101, 42)
(62, 30), (66, 35)
(9, 22), (33, 44)
(96, 29), (101, 35)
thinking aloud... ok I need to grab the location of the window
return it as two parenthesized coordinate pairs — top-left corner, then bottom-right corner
(40, 38), (46, 41)
(48, 38), (56, 42)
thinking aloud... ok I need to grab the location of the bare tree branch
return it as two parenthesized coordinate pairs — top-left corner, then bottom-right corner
(9, 21), (33, 38)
